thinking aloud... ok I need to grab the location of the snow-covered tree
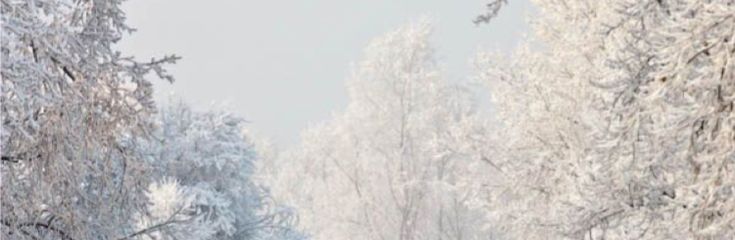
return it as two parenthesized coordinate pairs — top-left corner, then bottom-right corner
(131, 102), (306, 240)
(1, 1), (304, 239)
(270, 20), (496, 240)
(132, 178), (215, 240)
(1, 0), (178, 239)
(475, 0), (735, 239)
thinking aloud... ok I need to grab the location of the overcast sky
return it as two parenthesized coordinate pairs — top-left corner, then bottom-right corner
(118, 0), (533, 145)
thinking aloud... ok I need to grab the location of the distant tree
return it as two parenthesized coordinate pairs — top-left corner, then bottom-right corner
(270, 20), (496, 240)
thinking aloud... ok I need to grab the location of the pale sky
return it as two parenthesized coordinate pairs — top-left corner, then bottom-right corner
(118, 0), (533, 145)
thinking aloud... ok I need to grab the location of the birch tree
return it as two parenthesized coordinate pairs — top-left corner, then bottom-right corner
(271, 20), (496, 240)
(2, 0), (178, 239)
(1, 1), (304, 239)
(476, 0), (735, 239)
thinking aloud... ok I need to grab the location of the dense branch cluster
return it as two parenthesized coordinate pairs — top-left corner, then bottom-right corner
(1, 1), (303, 239)
(474, 0), (735, 239)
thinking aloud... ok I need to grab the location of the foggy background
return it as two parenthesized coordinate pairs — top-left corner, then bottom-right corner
(118, 0), (533, 145)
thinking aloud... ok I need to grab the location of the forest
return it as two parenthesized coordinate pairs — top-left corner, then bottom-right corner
(3, 0), (735, 239)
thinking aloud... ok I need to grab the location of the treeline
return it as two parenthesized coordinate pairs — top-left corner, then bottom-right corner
(265, 1), (735, 239)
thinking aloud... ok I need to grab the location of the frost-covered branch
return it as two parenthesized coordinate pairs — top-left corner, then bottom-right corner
(474, 0), (507, 25)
